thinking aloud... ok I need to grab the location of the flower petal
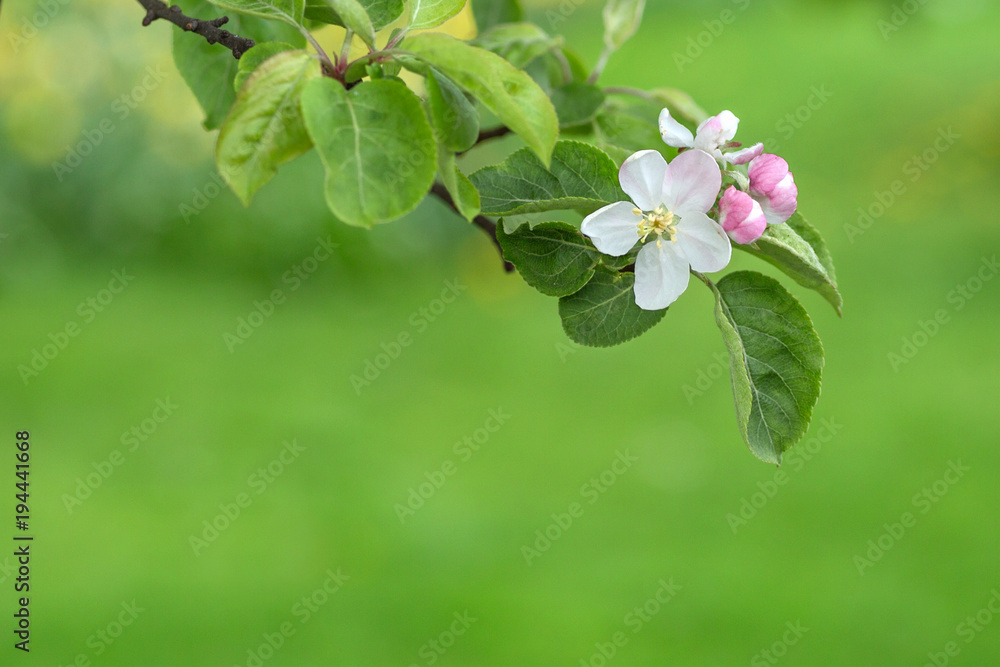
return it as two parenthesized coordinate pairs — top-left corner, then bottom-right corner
(755, 174), (798, 225)
(618, 150), (668, 212)
(581, 201), (641, 256)
(658, 108), (694, 148)
(725, 142), (764, 165)
(676, 211), (732, 273)
(634, 241), (690, 311)
(662, 149), (722, 216)
(695, 110), (739, 148)
(748, 153), (789, 194)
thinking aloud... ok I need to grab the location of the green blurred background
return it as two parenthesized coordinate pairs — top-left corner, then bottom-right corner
(2, 0), (999, 664)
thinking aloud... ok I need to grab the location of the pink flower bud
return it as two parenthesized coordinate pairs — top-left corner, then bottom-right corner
(749, 154), (798, 225)
(718, 186), (767, 245)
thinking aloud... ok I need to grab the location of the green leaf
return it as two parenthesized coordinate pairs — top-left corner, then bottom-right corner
(551, 82), (605, 128)
(438, 148), (481, 222)
(602, 0), (645, 50)
(324, 0), (377, 46)
(234, 42), (299, 91)
(498, 221), (600, 297)
(470, 141), (624, 216)
(304, 0), (403, 29)
(737, 213), (843, 315)
(470, 0), (523, 32)
(559, 269), (666, 347)
(172, 1), (304, 130)
(472, 23), (562, 69)
(596, 98), (675, 158)
(425, 69), (479, 153)
(709, 271), (824, 465)
(216, 50), (320, 205)
(409, 0), (467, 30)
(401, 33), (558, 166)
(207, 0), (306, 28)
(302, 78), (437, 227)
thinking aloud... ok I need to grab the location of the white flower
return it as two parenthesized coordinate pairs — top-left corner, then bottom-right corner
(659, 109), (763, 166)
(581, 150), (731, 311)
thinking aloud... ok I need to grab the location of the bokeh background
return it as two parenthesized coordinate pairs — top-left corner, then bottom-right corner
(1, 0), (999, 664)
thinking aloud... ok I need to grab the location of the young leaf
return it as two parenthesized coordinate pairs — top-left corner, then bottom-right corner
(172, 1), (304, 129)
(472, 23), (562, 68)
(470, 0), (522, 32)
(602, 0), (645, 50)
(216, 50), (320, 205)
(709, 271), (824, 465)
(301, 78), (437, 227)
(498, 221), (601, 297)
(559, 269), (666, 347)
(207, 0), (306, 29)
(737, 213), (843, 315)
(321, 0), (377, 47)
(551, 83), (606, 128)
(304, 0), (403, 29)
(425, 69), (479, 153)
(234, 42), (299, 91)
(470, 141), (624, 216)
(648, 87), (709, 125)
(401, 33), (558, 166)
(594, 97), (675, 164)
(409, 0), (467, 30)
(438, 148), (481, 222)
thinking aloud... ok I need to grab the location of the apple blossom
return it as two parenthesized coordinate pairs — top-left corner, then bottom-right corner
(581, 149), (731, 311)
(748, 153), (798, 225)
(717, 186), (767, 245)
(659, 109), (764, 166)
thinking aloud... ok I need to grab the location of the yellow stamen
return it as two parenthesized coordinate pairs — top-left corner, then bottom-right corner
(635, 205), (678, 246)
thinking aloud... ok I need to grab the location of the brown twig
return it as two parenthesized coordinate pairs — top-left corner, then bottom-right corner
(430, 183), (514, 273)
(458, 126), (514, 156)
(136, 0), (255, 59)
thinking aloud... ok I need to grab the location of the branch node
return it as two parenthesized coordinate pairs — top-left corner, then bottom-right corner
(136, 0), (254, 59)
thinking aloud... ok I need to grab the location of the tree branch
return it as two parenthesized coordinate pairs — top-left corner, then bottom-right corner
(430, 183), (514, 273)
(136, 0), (255, 59)
(458, 126), (513, 156)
